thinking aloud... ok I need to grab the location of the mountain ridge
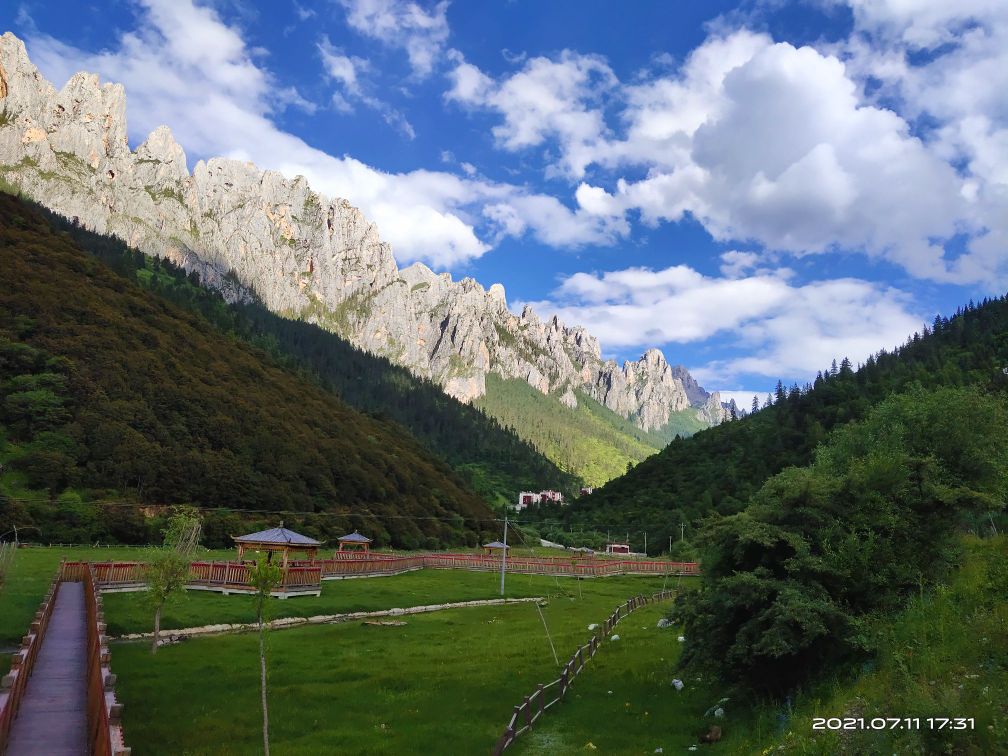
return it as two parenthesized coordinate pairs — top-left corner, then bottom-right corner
(0, 31), (737, 438)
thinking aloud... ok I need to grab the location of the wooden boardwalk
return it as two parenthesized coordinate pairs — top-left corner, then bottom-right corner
(5, 581), (87, 755)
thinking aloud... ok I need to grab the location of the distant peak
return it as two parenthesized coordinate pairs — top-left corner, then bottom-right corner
(488, 282), (506, 304)
(136, 125), (188, 179)
(641, 348), (667, 366)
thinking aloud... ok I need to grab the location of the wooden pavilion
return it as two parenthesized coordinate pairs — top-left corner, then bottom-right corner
(337, 530), (372, 553)
(232, 526), (322, 567)
(482, 540), (510, 556)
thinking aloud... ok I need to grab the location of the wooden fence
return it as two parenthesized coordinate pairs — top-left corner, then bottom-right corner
(0, 575), (60, 752)
(81, 564), (130, 755)
(1, 565), (129, 755)
(75, 555), (697, 595)
(302, 553), (698, 580)
(492, 589), (677, 754)
(75, 561), (324, 596)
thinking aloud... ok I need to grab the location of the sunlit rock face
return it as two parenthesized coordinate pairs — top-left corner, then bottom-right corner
(0, 32), (731, 430)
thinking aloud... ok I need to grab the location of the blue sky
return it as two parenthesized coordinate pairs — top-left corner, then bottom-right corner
(6, 0), (1007, 406)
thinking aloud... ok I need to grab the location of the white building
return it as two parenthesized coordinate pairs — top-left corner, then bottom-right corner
(516, 490), (565, 510)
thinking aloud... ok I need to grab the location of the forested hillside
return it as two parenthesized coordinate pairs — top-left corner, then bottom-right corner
(474, 374), (665, 486)
(534, 295), (1008, 549)
(0, 192), (494, 547)
(2, 191), (578, 506)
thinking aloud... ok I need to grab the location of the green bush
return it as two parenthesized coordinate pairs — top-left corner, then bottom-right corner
(678, 387), (1008, 695)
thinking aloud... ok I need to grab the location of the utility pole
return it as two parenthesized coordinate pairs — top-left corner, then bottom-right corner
(499, 513), (508, 596)
(644, 531), (647, 555)
(669, 535), (672, 553)
(680, 522), (685, 542)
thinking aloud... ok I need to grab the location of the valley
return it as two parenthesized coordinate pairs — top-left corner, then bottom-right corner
(1, 5), (1006, 754)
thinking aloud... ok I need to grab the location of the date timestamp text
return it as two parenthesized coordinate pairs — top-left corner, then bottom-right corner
(812, 717), (974, 731)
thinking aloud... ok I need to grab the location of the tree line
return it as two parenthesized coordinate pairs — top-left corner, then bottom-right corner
(542, 294), (1008, 550)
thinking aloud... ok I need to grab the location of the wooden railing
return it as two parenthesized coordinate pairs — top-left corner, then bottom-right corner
(78, 555), (697, 593)
(300, 553), (698, 580)
(1, 564), (129, 755)
(0, 575), (60, 752)
(189, 560), (248, 588)
(81, 564), (130, 755)
(492, 589), (677, 754)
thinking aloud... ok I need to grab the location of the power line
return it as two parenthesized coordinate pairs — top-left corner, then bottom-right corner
(2, 493), (694, 535)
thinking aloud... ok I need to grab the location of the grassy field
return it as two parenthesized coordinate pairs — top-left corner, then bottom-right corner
(1, 544), (707, 753)
(102, 569), (590, 637)
(111, 574), (688, 754)
(15, 541), (1002, 753)
(0, 545), (236, 646)
(0, 544), (688, 640)
(513, 603), (718, 754)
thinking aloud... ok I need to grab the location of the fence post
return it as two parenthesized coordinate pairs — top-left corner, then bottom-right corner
(524, 696), (533, 730)
(537, 684), (544, 720)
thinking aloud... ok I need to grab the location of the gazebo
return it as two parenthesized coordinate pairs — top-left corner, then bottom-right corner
(482, 541), (510, 556)
(337, 530), (372, 553)
(232, 526), (322, 567)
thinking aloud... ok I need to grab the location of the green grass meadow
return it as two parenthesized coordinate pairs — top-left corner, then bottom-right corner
(5, 541), (1001, 753)
(111, 573), (687, 754)
(1, 544), (700, 753)
(514, 603), (716, 755)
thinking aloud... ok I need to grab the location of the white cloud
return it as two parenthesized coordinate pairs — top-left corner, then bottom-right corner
(293, 1), (316, 22)
(450, 22), (1008, 287)
(317, 37), (367, 98)
(316, 35), (415, 138)
(839, 1), (1008, 286)
(21, 0), (616, 268)
(521, 264), (924, 383)
(338, 0), (449, 78)
(719, 250), (760, 278)
(578, 35), (976, 282)
(446, 50), (618, 178)
(845, 0), (1007, 49)
(483, 194), (628, 248)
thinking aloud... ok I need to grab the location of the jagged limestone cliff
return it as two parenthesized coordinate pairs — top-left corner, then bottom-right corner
(0, 32), (736, 432)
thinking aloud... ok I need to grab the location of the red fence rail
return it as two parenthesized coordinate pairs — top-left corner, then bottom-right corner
(81, 564), (130, 755)
(79, 555), (698, 593)
(492, 589), (677, 754)
(299, 553), (698, 580)
(0, 574), (60, 751)
(2, 564), (129, 754)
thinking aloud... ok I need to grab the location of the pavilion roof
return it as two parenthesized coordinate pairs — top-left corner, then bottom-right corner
(338, 530), (372, 543)
(483, 541), (509, 549)
(233, 527), (321, 547)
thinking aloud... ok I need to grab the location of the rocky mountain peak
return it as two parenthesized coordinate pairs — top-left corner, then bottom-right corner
(136, 125), (188, 181)
(641, 347), (667, 367)
(0, 33), (731, 437)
